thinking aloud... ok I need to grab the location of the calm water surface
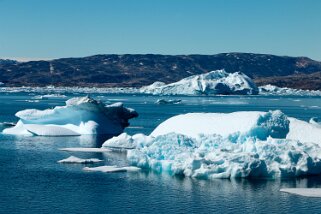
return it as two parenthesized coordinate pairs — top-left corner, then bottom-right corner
(0, 93), (321, 214)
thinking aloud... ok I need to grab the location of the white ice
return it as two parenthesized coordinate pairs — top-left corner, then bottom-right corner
(140, 70), (259, 95)
(59, 148), (111, 152)
(58, 156), (103, 164)
(259, 84), (321, 96)
(83, 165), (141, 173)
(280, 188), (321, 197)
(2, 96), (138, 136)
(155, 99), (182, 105)
(103, 110), (321, 179)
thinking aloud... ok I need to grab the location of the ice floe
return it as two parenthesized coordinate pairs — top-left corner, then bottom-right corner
(83, 165), (141, 173)
(59, 148), (111, 152)
(280, 188), (321, 197)
(58, 156), (103, 164)
(2, 96), (138, 136)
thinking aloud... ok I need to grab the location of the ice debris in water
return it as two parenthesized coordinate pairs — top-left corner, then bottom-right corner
(280, 188), (321, 197)
(58, 156), (103, 164)
(2, 96), (138, 136)
(155, 99), (182, 105)
(259, 84), (321, 96)
(83, 165), (141, 173)
(102, 110), (321, 179)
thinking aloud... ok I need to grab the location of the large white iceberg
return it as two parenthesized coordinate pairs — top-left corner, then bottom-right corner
(2, 96), (138, 136)
(102, 110), (321, 179)
(140, 70), (259, 95)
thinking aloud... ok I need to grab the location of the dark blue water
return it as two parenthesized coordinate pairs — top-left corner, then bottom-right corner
(1, 93), (321, 214)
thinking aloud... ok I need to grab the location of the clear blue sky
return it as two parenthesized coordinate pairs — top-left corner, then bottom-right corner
(0, 0), (320, 60)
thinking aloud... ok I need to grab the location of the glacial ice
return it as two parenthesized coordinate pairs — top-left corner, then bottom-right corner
(259, 84), (321, 96)
(58, 156), (103, 164)
(0, 81), (320, 97)
(309, 117), (321, 127)
(2, 96), (138, 136)
(151, 111), (290, 140)
(103, 110), (321, 179)
(140, 70), (259, 95)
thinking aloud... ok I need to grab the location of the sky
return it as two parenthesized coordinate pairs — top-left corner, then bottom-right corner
(0, 0), (320, 61)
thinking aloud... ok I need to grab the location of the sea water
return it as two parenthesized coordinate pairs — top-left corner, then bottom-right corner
(1, 93), (321, 213)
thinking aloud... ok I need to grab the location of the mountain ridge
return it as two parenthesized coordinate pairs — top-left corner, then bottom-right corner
(1, 53), (321, 89)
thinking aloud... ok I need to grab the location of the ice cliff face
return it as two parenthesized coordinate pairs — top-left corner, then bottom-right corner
(102, 110), (321, 179)
(140, 70), (259, 95)
(2, 96), (138, 136)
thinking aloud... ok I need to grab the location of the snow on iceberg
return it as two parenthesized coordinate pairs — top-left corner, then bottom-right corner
(58, 156), (103, 164)
(102, 133), (153, 149)
(151, 110), (290, 140)
(103, 110), (321, 179)
(140, 70), (259, 95)
(2, 96), (138, 136)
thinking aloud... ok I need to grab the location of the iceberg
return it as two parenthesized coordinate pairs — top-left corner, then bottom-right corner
(103, 110), (321, 179)
(259, 84), (321, 96)
(140, 70), (259, 95)
(58, 156), (103, 164)
(2, 96), (138, 136)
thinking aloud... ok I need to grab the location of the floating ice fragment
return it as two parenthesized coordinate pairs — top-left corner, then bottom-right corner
(83, 165), (141, 173)
(155, 99), (182, 105)
(58, 156), (103, 164)
(280, 188), (321, 197)
(59, 148), (111, 152)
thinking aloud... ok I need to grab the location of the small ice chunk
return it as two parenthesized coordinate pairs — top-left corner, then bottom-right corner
(58, 156), (103, 164)
(102, 133), (135, 149)
(155, 99), (182, 105)
(59, 148), (111, 152)
(280, 188), (321, 197)
(83, 165), (141, 173)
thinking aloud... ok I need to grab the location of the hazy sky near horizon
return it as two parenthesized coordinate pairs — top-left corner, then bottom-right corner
(0, 0), (320, 60)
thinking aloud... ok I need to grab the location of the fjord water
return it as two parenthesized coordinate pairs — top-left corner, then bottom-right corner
(1, 93), (321, 214)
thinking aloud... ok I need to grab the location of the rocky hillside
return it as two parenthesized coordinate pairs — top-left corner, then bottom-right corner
(0, 53), (321, 89)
